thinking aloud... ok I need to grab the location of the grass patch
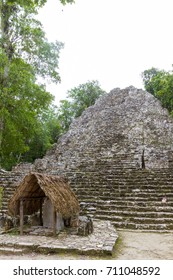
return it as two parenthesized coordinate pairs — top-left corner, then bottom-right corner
(112, 234), (124, 259)
(7, 228), (20, 235)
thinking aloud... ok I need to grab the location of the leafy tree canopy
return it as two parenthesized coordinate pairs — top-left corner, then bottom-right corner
(0, 0), (74, 169)
(0, 54), (54, 169)
(2, 0), (74, 8)
(58, 80), (106, 131)
(142, 67), (173, 114)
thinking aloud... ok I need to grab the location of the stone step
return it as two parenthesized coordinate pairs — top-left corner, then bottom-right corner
(96, 209), (173, 218)
(2, 192), (16, 198)
(77, 195), (173, 203)
(80, 206), (173, 219)
(76, 173), (173, 178)
(75, 189), (173, 197)
(0, 246), (27, 255)
(72, 181), (173, 186)
(72, 183), (173, 189)
(68, 169), (173, 175)
(2, 190), (17, 196)
(95, 214), (173, 225)
(111, 221), (173, 230)
(96, 201), (173, 209)
(2, 167), (173, 231)
(73, 183), (173, 189)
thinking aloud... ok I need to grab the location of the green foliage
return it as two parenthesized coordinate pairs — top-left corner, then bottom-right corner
(0, 1), (63, 82)
(0, 0), (74, 169)
(67, 80), (105, 117)
(42, 106), (62, 144)
(58, 99), (74, 131)
(0, 0), (81, 170)
(0, 55), (54, 169)
(58, 80), (105, 131)
(142, 68), (161, 95)
(60, 0), (75, 4)
(22, 106), (62, 163)
(142, 67), (173, 114)
(3, 1), (74, 9)
(5, 1), (46, 7)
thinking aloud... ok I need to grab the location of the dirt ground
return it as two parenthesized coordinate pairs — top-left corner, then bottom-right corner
(115, 230), (173, 260)
(0, 230), (173, 260)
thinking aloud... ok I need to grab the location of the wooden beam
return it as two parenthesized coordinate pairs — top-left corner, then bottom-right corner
(53, 206), (56, 237)
(20, 199), (24, 235)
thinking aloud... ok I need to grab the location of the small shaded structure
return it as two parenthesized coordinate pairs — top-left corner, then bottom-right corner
(8, 173), (80, 236)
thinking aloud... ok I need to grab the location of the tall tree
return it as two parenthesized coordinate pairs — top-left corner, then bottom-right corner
(0, 0), (74, 169)
(142, 67), (161, 95)
(142, 67), (173, 114)
(58, 80), (106, 131)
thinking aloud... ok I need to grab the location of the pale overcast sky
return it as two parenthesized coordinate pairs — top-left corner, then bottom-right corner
(38, 0), (173, 104)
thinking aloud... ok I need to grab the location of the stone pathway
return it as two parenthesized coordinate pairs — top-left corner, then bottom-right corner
(1, 229), (173, 259)
(0, 220), (118, 256)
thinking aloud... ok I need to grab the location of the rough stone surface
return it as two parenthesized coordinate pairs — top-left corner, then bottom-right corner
(78, 216), (93, 236)
(12, 163), (34, 173)
(33, 86), (173, 172)
(0, 220), (117, 256)
(42, 198), (64, 231)
(0, 170), (25, 221)
(24, 86), (173, 231)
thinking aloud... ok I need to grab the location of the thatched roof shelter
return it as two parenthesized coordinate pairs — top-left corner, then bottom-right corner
(8, 173), (80, 219)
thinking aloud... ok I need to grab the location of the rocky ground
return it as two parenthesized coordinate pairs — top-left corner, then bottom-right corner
(0, 230), (173, 260)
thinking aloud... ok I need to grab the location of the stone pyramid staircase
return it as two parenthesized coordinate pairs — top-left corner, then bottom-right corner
(0, 171), (24, 219)
(66, 167), (173, 231)
(24, 86), (173, 232)
(1, 161), (173, 232)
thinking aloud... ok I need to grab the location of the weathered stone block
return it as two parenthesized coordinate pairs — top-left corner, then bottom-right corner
(78, 216), (93, 236)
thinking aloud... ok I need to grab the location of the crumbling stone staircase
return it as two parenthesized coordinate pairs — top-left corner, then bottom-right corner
(0, 171), (23, 220)
(37, 150), (173, 231)
(1, 163), (173, 232)
(67, 167), (173, 231)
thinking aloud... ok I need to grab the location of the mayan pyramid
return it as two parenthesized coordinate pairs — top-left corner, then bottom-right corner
(35, 86), (173, 172)
(30, 86), (173, 230)
(2, 86), (173, 230)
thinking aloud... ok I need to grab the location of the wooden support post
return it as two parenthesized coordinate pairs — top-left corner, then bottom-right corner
(40, 199), (43, 226)
(53, 206), (56, 237)
(20, 199), (24, 235)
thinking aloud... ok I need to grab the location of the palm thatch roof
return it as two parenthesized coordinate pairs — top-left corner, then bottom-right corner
(8, 173), (80, 219)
